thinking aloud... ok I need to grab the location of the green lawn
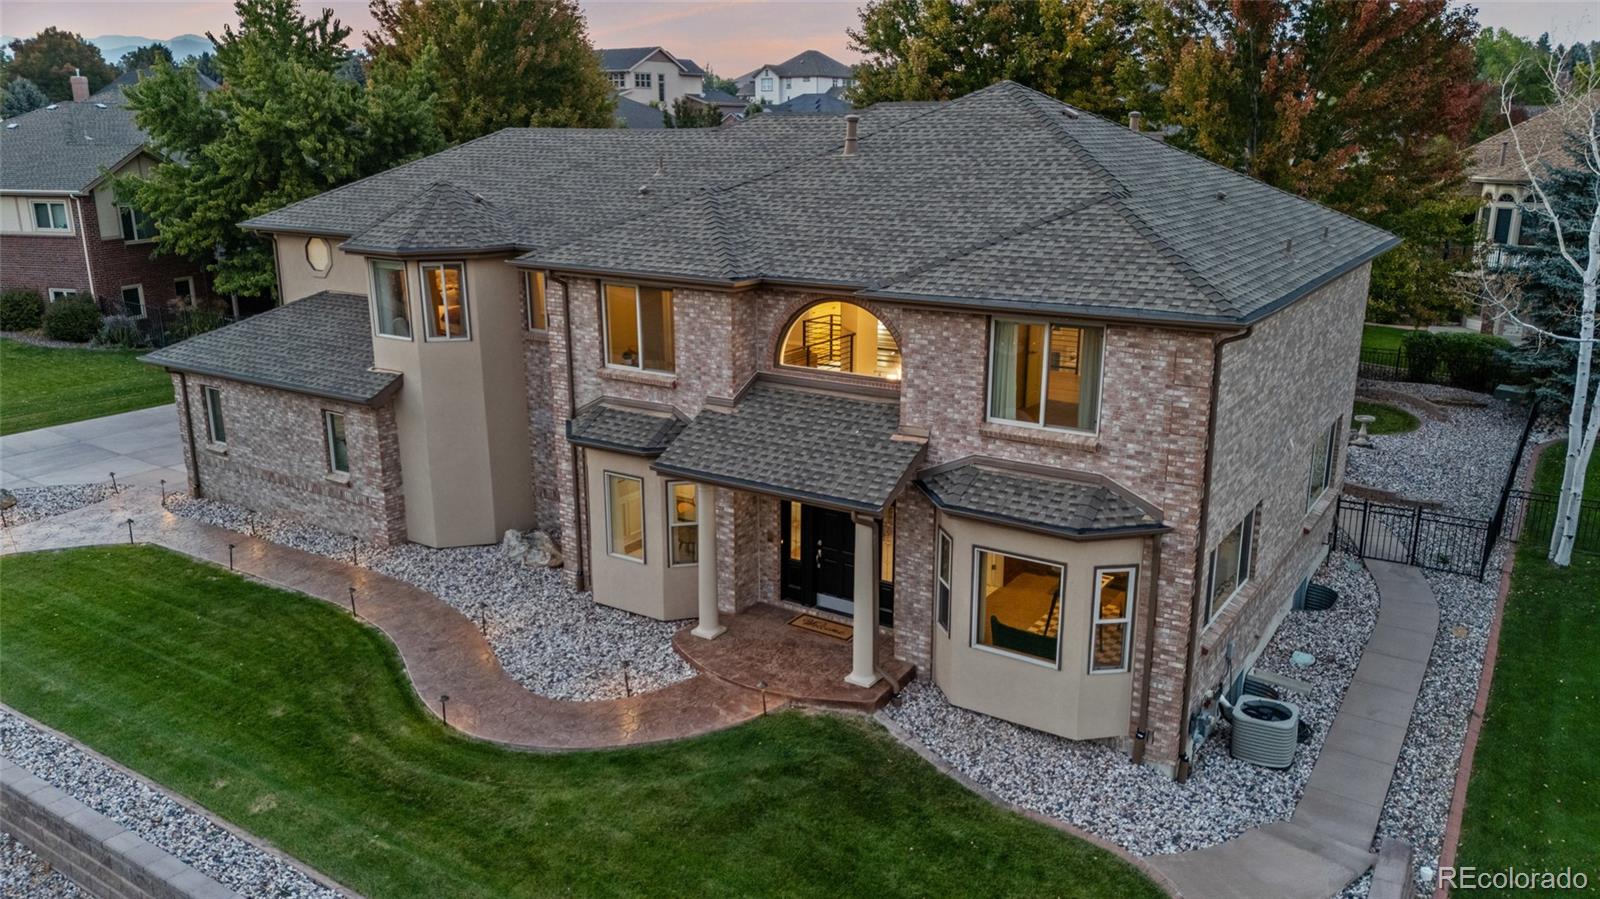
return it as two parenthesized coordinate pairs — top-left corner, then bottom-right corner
(1361, 324), (1415, 353)
(0, 546), (1161, 899)
(0, 338), (173, 435)
(1352, 400), (1420, 436)
(1456, 441), (1600, 891)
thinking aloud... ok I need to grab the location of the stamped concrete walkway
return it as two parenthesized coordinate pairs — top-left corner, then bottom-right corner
(0, 486), (769, 750)
(1151, 559), (1439, 899)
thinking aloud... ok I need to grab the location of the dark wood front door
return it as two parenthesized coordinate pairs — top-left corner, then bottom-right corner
(780, 501), (855, 614)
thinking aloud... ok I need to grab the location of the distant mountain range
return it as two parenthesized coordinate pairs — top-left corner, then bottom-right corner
(0, 33), (216, 63)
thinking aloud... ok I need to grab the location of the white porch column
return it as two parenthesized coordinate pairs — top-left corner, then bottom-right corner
(845, 515), (880, 688)
(691, 483), (725, 639)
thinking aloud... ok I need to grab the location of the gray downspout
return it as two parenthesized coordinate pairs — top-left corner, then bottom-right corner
(1131, 532), (1163, 765)
(71, 196), (97, 299)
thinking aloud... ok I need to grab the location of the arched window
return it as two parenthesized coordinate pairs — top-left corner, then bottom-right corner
(1486, 192), (1519, 246)
(780, 301), (902, 380)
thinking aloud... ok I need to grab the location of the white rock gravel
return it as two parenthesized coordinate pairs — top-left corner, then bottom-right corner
(1, 485), (115, 528)
(166, 495), (693, 701)
(0, 711), (342, 899)
(881, 551), (1379, 857)
(1, 832), (84, 898)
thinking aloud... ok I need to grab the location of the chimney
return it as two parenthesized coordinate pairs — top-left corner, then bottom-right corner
(1499, 141), (1508, 165)
(1129, 111), (1143, 132)
(843, 114), (860, 157)
(69, 68), (90, 102)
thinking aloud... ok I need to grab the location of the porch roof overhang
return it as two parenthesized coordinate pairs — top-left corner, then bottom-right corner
(651, 380), (925, 515)
(918, 457), (1170, 540)
(566, 399), (687, 457)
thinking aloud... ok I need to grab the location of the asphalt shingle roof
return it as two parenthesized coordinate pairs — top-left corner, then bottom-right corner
(614, 95), (667, 129)
(919, 459), (1165, 537)
(595, 47), (702, 76)
(567, 401), (686, 455)
(142, 291), (400, 404)
(342, 181), (518, 255)
(0, 82), (146, 192)
(1467, 92), (1599, 184)
(652, 381), (925, 513)
(766, 92), (853, 116)
(762, 50), (854, 80)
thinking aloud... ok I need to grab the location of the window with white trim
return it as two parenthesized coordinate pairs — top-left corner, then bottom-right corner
(118, 205), (156, 242)
(1307, 418), (1340, 509)
(603, 283), (674, 372)
(370, 259), (412, 339)
(324, 411), (349, 475)
(936, 529), (952, 632)
(635, 72), (652, 88)
(1090, 567), (1137, 673)
(32, 201), (67, 231)
(761, 77), (773, 91)
(525, 270), (547, 330)
(987, 319), (1103, 432)
(420, 261), (469, 340)
(605, 473), (645, 561)
(202, 386), (226, 445)
(667, 481), (697, 565)
(47, 288), (78, 302)
(120, 284), (145, 318)
(608, 72), (626, 89)
(174, 277), (196, 305)
(973, 547), (1064, 665)
(1205, 509), (1255, 623)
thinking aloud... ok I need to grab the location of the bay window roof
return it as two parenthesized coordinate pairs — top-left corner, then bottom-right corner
(919, 458), (1166, 539)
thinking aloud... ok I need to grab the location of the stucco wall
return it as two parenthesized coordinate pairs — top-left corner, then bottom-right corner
(272, 232), (368, 301)
(584, 448), (699, 620)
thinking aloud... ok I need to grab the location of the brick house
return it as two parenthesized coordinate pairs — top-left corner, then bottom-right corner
(144, 82), (1395, 776)
(0, 71), (215, 318)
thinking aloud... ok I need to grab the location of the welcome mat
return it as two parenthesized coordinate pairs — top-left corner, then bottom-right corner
(789, 614), (852, 641)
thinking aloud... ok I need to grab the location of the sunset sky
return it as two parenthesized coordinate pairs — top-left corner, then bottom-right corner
(0, 1), (1594, 79)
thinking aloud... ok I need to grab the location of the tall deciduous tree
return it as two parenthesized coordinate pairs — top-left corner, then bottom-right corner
(119, 43), (176, 74)
(115, 0), (445, 299)
(701, 66), (739, 97)
(666, 97), (723, 128)
(5, 28), (118, 100)
(365, 0), (615, 142)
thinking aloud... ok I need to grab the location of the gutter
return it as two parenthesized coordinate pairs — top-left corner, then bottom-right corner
(71, 196), (96, 298)
(1174, 324), (1252, 782)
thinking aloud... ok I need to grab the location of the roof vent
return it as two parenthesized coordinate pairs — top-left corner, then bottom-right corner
(1129, 111), (1143, 132)
(1322, 226), (1330, 240)
(1216, 191), (1227, 201)
(4, 123), (17, 130)
(1284, 238), (1294, 254)
(46, 104), (58, 110)
(94, 102), (107, 109)
(1499, 141), (1508, 165)
(842, 113), (860, 156)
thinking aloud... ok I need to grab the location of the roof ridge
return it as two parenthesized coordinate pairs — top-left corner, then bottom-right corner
(700, 190), (744, 279)
(1000, 83), (1131, 198)
(1106, 194), (1240, 317)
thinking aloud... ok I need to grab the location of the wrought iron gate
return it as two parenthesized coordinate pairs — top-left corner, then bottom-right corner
(1332, 496), (1492, 578)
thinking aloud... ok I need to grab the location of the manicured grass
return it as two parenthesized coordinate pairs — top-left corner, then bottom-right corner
(0, 338), (173, 435)
(0, 546), (1161, 899)
(1352, 400), (1420, 436)
(1456, 441), (1599, 891)
(1361, 323), (1415, 353)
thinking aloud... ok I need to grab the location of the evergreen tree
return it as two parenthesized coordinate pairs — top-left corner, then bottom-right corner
(119, 43), (176, 74)
(666, 96), (723, 128)
(1, 77), (49, 117)
(701, 66), (739, 96)
(194, 52), (222, 84)
(114, 0), (444, 299)
(5, 28), (118, 100)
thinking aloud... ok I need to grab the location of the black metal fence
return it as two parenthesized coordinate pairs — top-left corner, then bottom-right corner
(1502, 489), (1600, 556)
(1357, 341), (1510, 392)
(1332, 496), (1493, 578)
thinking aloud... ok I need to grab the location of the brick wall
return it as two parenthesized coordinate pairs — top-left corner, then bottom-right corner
(173, 373), (406, 544)
(0, 194), (212, 314)
(523, 331), (563, 537)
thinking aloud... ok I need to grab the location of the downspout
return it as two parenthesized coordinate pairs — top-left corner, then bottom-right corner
(1131, 532), (1163, 765)
(1174, 325), (1252, 782)
(176, 371), (201, 497)
(551, 274), (589, 591)
(71, 196), (96, 299)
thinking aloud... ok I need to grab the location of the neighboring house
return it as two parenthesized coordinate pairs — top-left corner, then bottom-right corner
(680, 89), (748, 125)
(764, 86), (853, 116)
(145, 82), (1395, 777)
(739, 50), (854, 106)
(613, 94), (667, 130)
(597, 47), (705, 106)
(0, 70), (216, 318)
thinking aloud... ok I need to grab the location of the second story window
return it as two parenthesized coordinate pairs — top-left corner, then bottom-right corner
(987, 319), (1103, 433)
(421, 262), (469, 340)
(525, 270), (547, 330)
(609, 72), (626, 89)
(635, 72), (652, 88)
(780, 300), (901, 379)
(603, 283), (674, 373)
(118, 206), (156, 242)
(32, 201), (68, 231)
(761, 77), (774, 91)
(370, 259), (412, 340)
(1485, 193), (1518, 246)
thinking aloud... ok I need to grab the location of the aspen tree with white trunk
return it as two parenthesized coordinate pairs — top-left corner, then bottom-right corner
(1477, 64), (1599, 566)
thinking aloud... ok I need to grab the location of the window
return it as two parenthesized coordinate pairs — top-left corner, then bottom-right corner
(32, 201), (67, 230)
(973, 548), (1064, 665)
(802, 76), (811, 82)
(603, 283), (674, 372)
(667, 481), (697, 565)
(119, 284), (144, 318)
(1205, 510), (1255, 623)
(305, 237), (332, 273)
(987, 319), (1103, 432)
(936, 530), (953, 632)
(605, 473), (645, 561)
(608, 72), (626, 89)
(370, 260), (411, 339)
(202, 386), (225, 445)
(635, 72), (652, 88)
(1090, 567), (1136, 673)
(173, 277), (195, 305)
(47, 288), (78, 302)
(420, 262), (469, 340)
(118, 205), (156, 242)
(1307, 419), (1340, 509)
(881, 505), (895, 584)
(324, 411), (349, 475)
(761, 77), (774, 91)
(525, 270), (547, 330)
(780, 301), (901, 379)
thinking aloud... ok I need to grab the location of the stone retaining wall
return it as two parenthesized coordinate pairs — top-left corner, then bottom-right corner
(0, 759), (236, 899)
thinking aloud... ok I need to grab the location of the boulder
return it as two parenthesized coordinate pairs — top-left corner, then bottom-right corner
(501, 528), (562, 568)
(0, 489), (14, 511)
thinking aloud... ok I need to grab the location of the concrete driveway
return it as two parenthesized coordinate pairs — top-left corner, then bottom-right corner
(0, 405), (185, 490)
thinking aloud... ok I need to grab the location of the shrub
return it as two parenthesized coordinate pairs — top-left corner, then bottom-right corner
(168, 307), (225, 342)
(1401, 331), (1443, 383)
(96, 315), (148, 349)
(41, 296), (103, 343)
(1438, 332), (1511, 392)
(0, 289), (46, 331)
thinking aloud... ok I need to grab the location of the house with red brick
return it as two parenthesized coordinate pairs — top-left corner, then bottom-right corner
(144, 82), (1396, 776)
(0, 70), (215, 319)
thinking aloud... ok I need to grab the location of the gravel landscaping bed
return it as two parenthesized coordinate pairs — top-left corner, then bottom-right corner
(1, 485), (115, 528)
(1, 833), (84, 899)
(166, 495), (693, 701)
(0, 711), (341, 899)
(882, 551), (1378, 856)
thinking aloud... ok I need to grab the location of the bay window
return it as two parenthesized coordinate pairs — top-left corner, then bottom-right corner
(606, 473), (645, 561)
(667, 481), (697, 565)
(1090, 567), (1136, 673)
(370, 260), (412, 339)
(421, 262), (469, 340)
(936, 530), (952, 632)
(973, 547), (1064, 665)
(603, 283), (674, 372)
(987, 319), (1103, 432)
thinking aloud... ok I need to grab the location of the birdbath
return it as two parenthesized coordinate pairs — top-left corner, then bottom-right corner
(1351, 414), (1376, 447)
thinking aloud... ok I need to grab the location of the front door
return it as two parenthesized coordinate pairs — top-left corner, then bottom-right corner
(781, 501), (855, 614)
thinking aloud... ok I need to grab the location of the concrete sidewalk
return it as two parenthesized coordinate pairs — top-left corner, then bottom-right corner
(0, 405), (184, 490)
(1150, 559), (1439, 899)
